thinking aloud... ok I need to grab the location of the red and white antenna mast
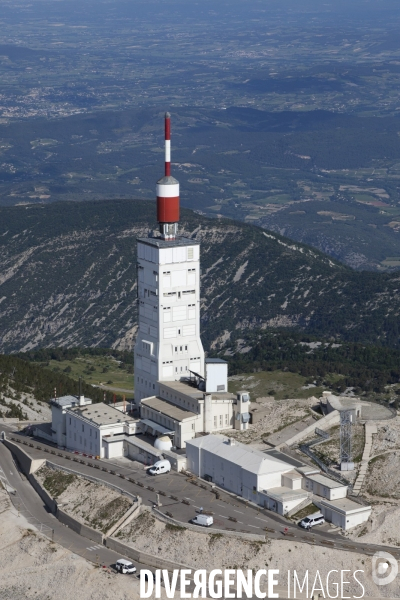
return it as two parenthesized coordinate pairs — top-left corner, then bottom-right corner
(156, 112), (180, 240)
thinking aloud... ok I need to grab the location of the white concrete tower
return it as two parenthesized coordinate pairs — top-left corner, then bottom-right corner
(134, 114), (205, 405)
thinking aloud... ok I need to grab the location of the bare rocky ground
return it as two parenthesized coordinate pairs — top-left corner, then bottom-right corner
(220, 396), (317, 444)
(36, 466), (131, 533)
(349, 503), (400, 547)
(0, 485), (140, 600)
(0, 385), (52, 421)
(365, 450), (400, 501)
(371, 417), (400, 455)
(119, 510), (398, 598)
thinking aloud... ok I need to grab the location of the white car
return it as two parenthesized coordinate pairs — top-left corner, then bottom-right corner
(192, 514), (213, 527)
(115, 559), (136, 574)
(148, 459), (171, 475)
(299, 512), (325, 530)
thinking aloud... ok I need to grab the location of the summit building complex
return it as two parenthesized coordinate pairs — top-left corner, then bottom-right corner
(133, 113), (251, 448)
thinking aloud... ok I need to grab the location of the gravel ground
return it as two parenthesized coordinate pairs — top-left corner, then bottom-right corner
(220, 397), (317, 444)
(36, 466), (131, 533)
(349, 504), (400, 547)
(0, 486), (140, 600)
(120, 510), (399, 598)
(371, 416), (400, 455)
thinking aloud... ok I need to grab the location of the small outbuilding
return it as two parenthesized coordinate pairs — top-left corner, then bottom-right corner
(318, 498), (372, 530)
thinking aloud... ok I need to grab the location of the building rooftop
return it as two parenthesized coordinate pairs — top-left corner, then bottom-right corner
(160, 379), (235, 402)
(321, 497), (370, 513)
(137, 236), (200, 249)
(263, 486), (309, 502)
(187, 435), (294, 475)
(205, 358), (228, 364)
(141, 395), (197, 422)
(264, 449), (307, 469)
(51, 395), (92, 408)
(308, 473), (347, 489)
(69, 402), (136, 426)
(283, 470), (303, 480)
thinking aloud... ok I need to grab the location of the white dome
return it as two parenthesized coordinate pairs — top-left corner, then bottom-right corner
(154, 436), (172, 451)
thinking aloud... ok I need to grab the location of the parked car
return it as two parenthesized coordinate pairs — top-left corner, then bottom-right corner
(191, 514), (213, 527)
(115, 559), (136, 574)
(299, 512), (325, 530)
(148, 459), (171, 475)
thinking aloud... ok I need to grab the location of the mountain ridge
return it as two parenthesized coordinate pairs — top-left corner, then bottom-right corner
(1, 198), (400, 353)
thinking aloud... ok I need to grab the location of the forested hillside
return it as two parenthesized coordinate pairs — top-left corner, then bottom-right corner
(2, 199), (400, 352)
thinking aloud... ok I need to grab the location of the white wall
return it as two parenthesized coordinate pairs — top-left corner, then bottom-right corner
(303, 476), (347, 500)
(134, 239), (205, 405)
(105, 440), (125, 459)
(206, 362), (228, 393)
(51, 405), (66, 447)
(320, 503), (371, 530)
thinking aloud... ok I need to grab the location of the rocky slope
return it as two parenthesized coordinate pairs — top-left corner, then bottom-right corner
(2, 198), (400, 353)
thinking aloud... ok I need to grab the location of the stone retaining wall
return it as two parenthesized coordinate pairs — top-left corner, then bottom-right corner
(151, 507), (266, 542)
(105, 536), (192, 571)
(28, 472), (57, 514)
(57, 508), (104, 544)
(2, 439), (45, 475)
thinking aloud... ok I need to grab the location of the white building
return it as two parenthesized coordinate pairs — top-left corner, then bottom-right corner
(318, 498), (372, 531)
(185, 434), (372, 526)
(186, 435), (311, 514)
(134, 236), (204, 404)
(51, 394), (92, 448)
(65, 402), (139, 459)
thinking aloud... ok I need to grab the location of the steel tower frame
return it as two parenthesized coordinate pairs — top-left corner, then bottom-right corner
(340, 409), (353, 465)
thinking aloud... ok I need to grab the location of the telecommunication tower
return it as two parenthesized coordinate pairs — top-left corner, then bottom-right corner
(339, 409), (354, 471)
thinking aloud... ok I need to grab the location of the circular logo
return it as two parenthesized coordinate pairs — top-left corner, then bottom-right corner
(372, 551), (398, 586)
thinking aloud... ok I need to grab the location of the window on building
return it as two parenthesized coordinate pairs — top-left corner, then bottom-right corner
(184, 345), (188, 351)
(214, 416), (217, 428)
(90, 429), (92, 437)
(95, 431), (97, 439)
(225, 414), (228, 425)
(188, 248), (194, 259)
(192, 423), (194, 430)
(219, 415), (223, 426)
(82, 424), (84, 432)
(69, 417), (71, 425)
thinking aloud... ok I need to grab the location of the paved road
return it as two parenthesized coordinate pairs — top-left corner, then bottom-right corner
(3, 427), (400, 561)
(0, 441), (151, 576)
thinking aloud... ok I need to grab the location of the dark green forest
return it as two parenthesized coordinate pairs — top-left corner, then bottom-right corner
(221, 331), (400, 402)
(0, 353), (116, 417)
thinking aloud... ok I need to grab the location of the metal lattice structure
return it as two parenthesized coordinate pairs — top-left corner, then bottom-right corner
(340, 409), (353, 464)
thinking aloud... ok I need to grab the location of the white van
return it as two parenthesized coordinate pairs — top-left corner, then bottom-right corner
(299, 512), (325, 530)
(148, 459), (171, 476)
(115, 559), (136, 574)
(192, 514), (213, 527)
